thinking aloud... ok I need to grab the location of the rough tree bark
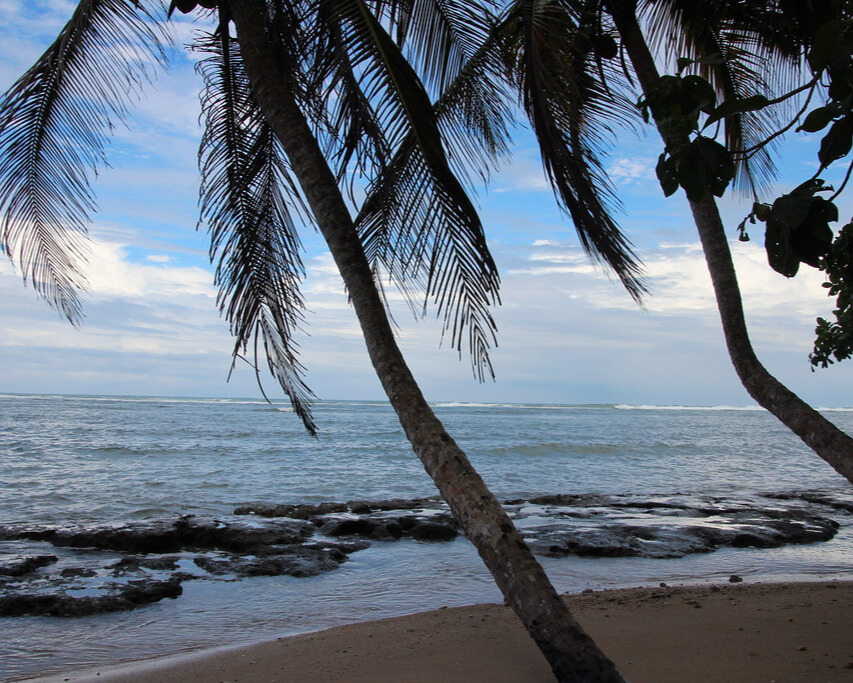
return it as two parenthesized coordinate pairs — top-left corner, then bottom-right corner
(226, 0), (625, 680)
(607, 0), (853, 484)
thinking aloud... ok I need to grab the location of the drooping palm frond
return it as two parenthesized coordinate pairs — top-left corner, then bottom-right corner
(499, 0), (646, 301)
(358, 133), (502, 380)
(0, 0), (169, 323)
(196, 31), (317, 434)
(314, 0), (502, 378)
(392, 0), (502, 97)
(355, 14), (513, 383)
(304, 4), (393, 195)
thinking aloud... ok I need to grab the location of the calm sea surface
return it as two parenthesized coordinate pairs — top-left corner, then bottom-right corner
(2, 394), (853, 680)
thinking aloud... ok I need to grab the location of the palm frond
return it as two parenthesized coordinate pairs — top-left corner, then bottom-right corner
(319, 0), (501, 379)
(0, 0), (169, 323)
(639, 0), (811, 193)
(358, 135), (502, 380)
(499, 0), (646, 301)
(196, 31), (317, 434)
(355, 17), (513, 381)
(306, 5), (393, 195)
(392, 0), (502, 97)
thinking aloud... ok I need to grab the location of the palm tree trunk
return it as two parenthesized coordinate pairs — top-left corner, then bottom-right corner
(226, 0), (625, 680)
(607, 0), (853, 484)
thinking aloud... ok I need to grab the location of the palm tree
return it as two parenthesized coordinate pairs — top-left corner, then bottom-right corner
(478, 0), (853, 483)
(0, 0), (627, 679)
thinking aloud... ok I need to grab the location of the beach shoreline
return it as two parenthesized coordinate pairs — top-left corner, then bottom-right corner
(23, 580), (853, 683)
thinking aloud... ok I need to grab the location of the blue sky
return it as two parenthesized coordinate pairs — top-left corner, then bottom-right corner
(2, 0), (852, 409)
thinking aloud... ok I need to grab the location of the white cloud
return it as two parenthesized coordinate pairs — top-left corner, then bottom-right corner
(608, 157), (656, 184)
(492, 155), (550, 193)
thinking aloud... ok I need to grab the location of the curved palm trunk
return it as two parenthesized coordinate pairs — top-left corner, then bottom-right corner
(227, 0), (625, 680)
(607, 0), (853, 484)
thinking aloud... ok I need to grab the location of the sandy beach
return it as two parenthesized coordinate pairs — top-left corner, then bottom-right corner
(28, 580), (853, 683)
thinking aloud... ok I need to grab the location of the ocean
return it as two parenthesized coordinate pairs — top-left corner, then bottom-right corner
(2, 393), (852, 680)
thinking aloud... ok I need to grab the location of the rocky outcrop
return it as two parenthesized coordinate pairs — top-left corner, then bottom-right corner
(234, 497), (442, 519)
(0, 490), (847, 617)
(0, 555), (58, 577)
(513, 493), (842, 559)
(7, 517), (314, 555)
(0, 577), (182, 617)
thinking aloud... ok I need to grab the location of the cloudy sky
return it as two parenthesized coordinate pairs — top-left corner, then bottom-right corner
(2, 0), (852, 409)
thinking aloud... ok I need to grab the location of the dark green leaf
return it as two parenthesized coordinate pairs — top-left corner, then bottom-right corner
(771, 192), (814, 230)
(676, 137), (734, 201)
(809, 19), (846, 72)
(753, 202), (771, 222)
(681, 75), (717, 116)
(818, 116), (853, 167)
(655, 153), (678, 197)
(798, 105), (837, 133)
(792, 218), (833, 268)
(765, 221), (800, 277)
(705, 95), (771, 127)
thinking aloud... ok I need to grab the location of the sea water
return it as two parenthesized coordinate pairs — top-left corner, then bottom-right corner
(1, 394), (852, 680)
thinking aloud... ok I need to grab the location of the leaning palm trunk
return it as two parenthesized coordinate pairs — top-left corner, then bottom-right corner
(607, 0), (853, 484)
(228, 0), (624, 680)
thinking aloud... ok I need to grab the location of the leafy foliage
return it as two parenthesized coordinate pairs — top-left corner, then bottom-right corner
(0, 0), (168, 324)
(196, 32), (316, 433)
(0, 0), (511, 428)
(495, 0), (647, 301)
(812, 222), (853, 367)
(718, 7), (853, 367)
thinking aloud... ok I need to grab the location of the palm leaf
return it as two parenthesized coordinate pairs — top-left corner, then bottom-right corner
(318, 0), (502, 379)
(499, 0), (646, 301)
(0, 0), (169, 323)
(196, 30), (317, 434)
(392, 0), (502, 97)
(355, 17), (513, 380)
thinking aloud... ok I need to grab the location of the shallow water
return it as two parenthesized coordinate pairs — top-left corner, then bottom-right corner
(2, 394), (852, 680)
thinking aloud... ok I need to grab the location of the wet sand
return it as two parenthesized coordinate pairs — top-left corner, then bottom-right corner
(31, 581), (853, 682)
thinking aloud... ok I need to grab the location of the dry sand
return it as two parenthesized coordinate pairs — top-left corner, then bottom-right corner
(31, 581), (853, 683)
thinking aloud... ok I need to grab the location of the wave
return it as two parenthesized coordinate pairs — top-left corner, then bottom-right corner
(0, 393), (282, 407)
(613, 404), (764, 411)
(5, 394), (852, 413)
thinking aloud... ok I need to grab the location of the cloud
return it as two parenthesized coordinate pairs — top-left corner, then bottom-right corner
(608, 157), (656, 184)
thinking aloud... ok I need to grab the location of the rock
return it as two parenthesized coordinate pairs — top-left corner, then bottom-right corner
(193, 545), (351, 578)
(109, 555), (180, 576)
(9, 518), (315, 555)
(0, 555), (58, 577)
(409, 522), (457, 541)
(233, 497), (442, 519)
(319, 519), (375, 537)
(234, 502), (350, 519)
(0, 577), (183, 617)
(60, 567), (97, 578)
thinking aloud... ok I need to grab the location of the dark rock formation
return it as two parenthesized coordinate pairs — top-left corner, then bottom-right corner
(7, 517), (314, 555)
(409, 522), (458, 541)
(0, 577), (182, 617)
(193, 545), (350, 578)
(0, 555), (58, 577)
(234, 497), (441, 520)
(0, 490), (845, 618)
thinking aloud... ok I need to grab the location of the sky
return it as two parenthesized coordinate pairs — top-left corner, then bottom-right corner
(1, 0), (852, 410)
